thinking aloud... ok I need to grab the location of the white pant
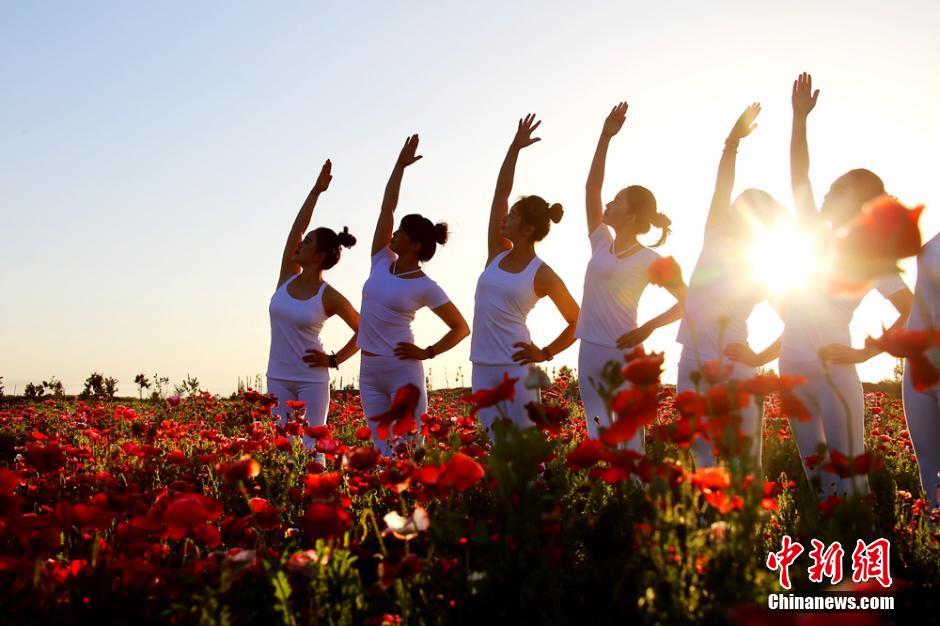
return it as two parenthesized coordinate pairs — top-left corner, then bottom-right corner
(359, 355), (427, 453)
(471, 363), (540, 440)
(578, 341), (646, 453)
(902, 364), (940, 508)
(779, 360), (868, 498)
(266, 377), (330, 450)
(676, 350), (761, 468)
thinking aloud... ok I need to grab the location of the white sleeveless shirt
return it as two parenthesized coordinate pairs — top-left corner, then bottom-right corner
(267, 274), (329, 382)
(576, 226), (662, 347)
(358, 247), (450, 357)
(470, 249), (543, 365)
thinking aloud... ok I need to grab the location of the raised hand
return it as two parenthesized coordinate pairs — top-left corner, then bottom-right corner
(312, 159), (333, 193)
(792, 72), (820, 118)
(512, 113), (542, 149)
(396, 134), (423, 168)
(727, 103), (761, 143)
(602, 102), (628, 137)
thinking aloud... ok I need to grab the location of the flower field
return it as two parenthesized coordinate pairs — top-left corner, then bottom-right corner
(0, 360), (937, 625)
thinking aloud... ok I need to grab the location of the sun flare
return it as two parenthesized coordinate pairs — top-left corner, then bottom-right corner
(747, 221), (818, 294)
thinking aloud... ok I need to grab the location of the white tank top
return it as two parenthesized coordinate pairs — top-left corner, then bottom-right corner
(576, 226), (662, 347)
(470, 249), (543, 365)
(267, 274), (329, 382)
(358, 247), (451, 357)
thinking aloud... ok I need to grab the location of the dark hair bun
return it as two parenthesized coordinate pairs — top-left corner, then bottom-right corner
(650, 212), (671, 229)
(548, 203), (564, 224)
(433, 222), (449, 245)
(336, 226), (357, 249)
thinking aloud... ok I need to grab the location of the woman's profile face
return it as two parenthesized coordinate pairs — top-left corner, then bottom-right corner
(502, 206), (526, 239)
(603, 194), (632, 229)
(292, 231), (320, 264)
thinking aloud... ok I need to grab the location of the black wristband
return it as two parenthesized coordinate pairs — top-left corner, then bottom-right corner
(425, 345), (436, 359)
(329, 353), (339, 369)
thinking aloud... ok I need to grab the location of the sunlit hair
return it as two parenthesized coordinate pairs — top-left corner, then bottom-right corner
(400, 213), (449, 261)
(313, 226), (356, 270)
(613, 185), (671, 247)
(732, 188), (787, 232)
(513, 195), (564, 241)
(832, 168), (885, 211)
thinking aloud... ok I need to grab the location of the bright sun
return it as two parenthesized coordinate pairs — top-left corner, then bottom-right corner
(747, 221), (818, 294)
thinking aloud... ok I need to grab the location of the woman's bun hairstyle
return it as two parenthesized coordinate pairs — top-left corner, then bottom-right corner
(336, 226), (357, 249)
(400, 213), (448, 262)
(433, 222), (449, 245)
(313, 226), (355, 270)
(618, 185), (670, 247)
(514, 195), (563, 242)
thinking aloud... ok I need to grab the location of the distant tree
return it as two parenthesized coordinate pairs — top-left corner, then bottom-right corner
(24, 382), (44, 400)
(134, 374), (151, 400)
(42, 377), (65, 398)
(81, 372), (118, 401)
(174, 373), (200, 397)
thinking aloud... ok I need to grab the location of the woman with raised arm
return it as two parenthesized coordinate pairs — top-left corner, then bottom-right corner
(358, 135), (470, 452)
(674, 103), (789, 469)
(577, 101), (687, 446)
(470, 114), (580, 437)
(267, 159), (361, 450)
(741, 73), (911, 498)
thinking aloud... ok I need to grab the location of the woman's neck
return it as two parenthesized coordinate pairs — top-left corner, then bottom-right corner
(297, 265), (324, 284)
(509, 239), (537, 259)
(613, 229), (639, 252)
(393, 253), (421, 273)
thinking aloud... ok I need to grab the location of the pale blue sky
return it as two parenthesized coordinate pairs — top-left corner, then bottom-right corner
(3, 1), (940, 395)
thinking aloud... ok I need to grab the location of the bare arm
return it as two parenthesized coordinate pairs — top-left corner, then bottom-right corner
(617, 281), (688, 349)
(511, 265), (580, 364)
(372, 135), (423, 256)
(303, 286), (360, 368)
(705, 104), (761, 231)
(586, 102), (628, 234)
(822, 287), (913, 364)
(489, 114), (542, 263)
(790, 72), (823, 228)
(279, 160), (332, 287)
(724, 338), (781, 367)
(394, 302), (471, 360)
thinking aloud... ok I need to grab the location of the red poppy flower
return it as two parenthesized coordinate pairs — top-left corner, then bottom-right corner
(839, 195), (924, 263)
(463, 373), (517, 414)
(23, 443), (67, 473)
(218, 455), (261, 483)
(739, 374), (781, 397)
(832, 195), (924, 289)
(248, 497), (281, 531)
(621, 349), (665, 386)
(566, 438), (605, 470)
(370, 384), (420, 440)
(866, 327), (935, 358)
(302, 502), (352, 539)
(438, 453), (485, 492)
(648, 256), (684, 289)
(162, 493), (223, 540)
(524, 402), (569, 435)
(690, 466), (731, 491)
(780, 391), (811, 422)
(908, 354), (940, 391)
(601, 387), (659, 446)
(303, 472), (341, 498)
